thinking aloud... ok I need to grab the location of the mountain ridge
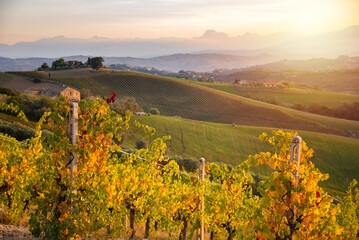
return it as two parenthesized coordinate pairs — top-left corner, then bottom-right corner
(1, 25), (358, 59)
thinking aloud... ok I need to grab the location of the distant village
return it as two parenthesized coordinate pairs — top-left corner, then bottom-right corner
(108, 63), (284, 87)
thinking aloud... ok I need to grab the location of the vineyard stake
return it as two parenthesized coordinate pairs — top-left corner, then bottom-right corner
(197, 158), (205, 240)
(286, 136), (302, 240)
(67, 102), (78, 192)
(290, 136), (302, 186)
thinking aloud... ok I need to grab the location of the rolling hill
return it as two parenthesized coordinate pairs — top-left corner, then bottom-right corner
(1, 69), (359, 191)
(219, 68), (359, 95)
(2, 69), (359, 137)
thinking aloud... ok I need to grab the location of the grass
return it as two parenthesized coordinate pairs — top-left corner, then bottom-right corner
(190, 81), (359, 137)
(222, 68), (359, 95)
(200, 85), (359, 108)
(127, 115), (359, 191)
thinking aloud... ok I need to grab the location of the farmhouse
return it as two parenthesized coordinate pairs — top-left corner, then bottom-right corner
(239, 80), (248, 85)
(41, 86), (80, 102)
(264, 80), (276, 87)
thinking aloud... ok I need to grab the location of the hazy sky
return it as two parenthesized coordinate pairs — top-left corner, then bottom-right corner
(0, 0), (358, 44)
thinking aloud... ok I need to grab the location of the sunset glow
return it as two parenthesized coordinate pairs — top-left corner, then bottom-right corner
(0, 0), (358, 44)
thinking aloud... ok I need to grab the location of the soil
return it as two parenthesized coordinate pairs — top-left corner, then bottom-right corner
(0, 224), (37, 240)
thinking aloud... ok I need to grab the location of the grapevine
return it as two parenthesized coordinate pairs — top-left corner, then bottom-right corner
(0, 99), (358, 239)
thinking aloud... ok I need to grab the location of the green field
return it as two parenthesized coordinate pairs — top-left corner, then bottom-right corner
(220, 68), (359, 95)
(128, 115), (359, 191)
(196, 84), (359, 108)
(189, 81), (359, 137)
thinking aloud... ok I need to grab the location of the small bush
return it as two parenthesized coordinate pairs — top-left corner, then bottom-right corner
(80, 88), (92, 100)
(167, 156), (198, 172)
(149, 108), (160, 115)
(136, 138), (148, 149)
(110, 96), (143, 116)
(33, 78), (42, 83)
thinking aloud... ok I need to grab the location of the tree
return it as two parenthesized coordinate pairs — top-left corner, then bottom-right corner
(89, 57), (104, 70)
(149, 108), (160, 115)
(51, 58), (66, 70)
(110, 96), (143, 116)
(41, 62), (49, 70)
(37, 62), (49, 71)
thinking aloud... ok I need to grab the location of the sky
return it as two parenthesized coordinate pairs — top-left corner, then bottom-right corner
(0, 0), (358, 44)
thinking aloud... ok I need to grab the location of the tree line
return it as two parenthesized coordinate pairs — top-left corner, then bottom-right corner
(37, 57), (104, 71)
(292, 102), (359, 121)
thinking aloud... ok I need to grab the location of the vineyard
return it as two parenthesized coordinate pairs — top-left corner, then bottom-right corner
(0, 98), (358, 239)
(31, 69), (357, 136)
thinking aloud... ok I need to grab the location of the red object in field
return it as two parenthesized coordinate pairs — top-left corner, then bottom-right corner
(106, 91), (116, 104)
(315, 191), (322, 206)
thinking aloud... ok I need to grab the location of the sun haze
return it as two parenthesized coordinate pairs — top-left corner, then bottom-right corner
(0, 0), (358, 44)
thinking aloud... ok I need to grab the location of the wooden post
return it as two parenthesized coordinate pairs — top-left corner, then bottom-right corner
(67, 102), (78, 185)
(286, 136), (302, 239)
(290, 136), (302, 186)
(197, 158), (205, 240)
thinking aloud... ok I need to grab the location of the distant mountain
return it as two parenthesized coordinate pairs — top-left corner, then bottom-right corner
(199, 30), (230, 39)
(1, 26), (357, 60)
(246, 56), (359, 71)
(1, 26), (358, 71)
(0, 54), (281, 72)
(0, 29), (296, 58)
(107, 53), (284, 72)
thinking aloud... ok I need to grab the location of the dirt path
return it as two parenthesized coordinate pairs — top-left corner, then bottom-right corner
(0, 224), (37, 240)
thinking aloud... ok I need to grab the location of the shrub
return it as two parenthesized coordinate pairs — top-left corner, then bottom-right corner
(0, 120), (35, 141)
(163, 156), (198, 172)
(110, 96), (143, 116)
(80, 88), (92, 100)
(293, 103), (306, 111)
(149, 108), (160, 115)
(136, 138), (148, 149)
(0, 87), (17, 97)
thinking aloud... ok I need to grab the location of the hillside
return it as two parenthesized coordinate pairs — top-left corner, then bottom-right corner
(127, 115), (359, 191)
(220, 68), (359, 95)
(1, 69), (359, 192)
(2, 69), (359, 137)
(247, 56), (359, 71)
(17, 69), (359, 136)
